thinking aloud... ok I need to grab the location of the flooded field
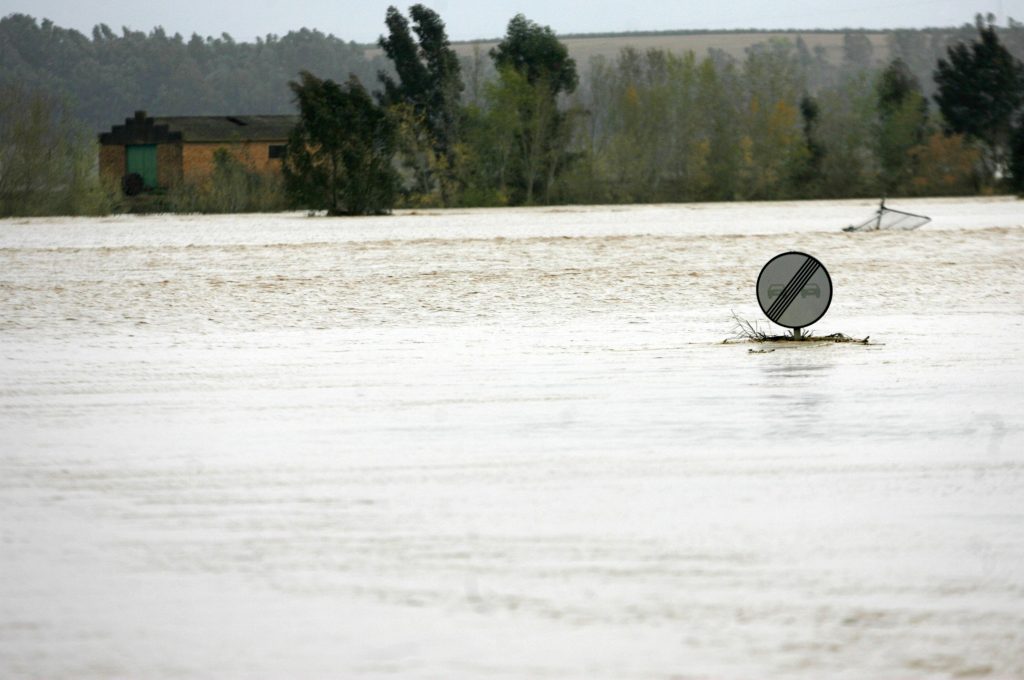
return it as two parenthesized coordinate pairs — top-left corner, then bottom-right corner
(2, 197), (1023, 678)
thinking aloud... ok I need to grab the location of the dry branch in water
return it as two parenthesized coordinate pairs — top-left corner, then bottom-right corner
(725, 312), (870, 344)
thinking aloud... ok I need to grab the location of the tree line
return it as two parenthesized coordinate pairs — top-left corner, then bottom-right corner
(1, 10), (1024, 215)
(0, 13), (385, 130)
(2, 12), (1020, 130)
(287, 9), (1024, 213)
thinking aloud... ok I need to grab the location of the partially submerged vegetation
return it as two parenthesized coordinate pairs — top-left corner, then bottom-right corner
(167, 150), (289, 214)
(0, 86), (121, 217)
(726, 313), (872, 345)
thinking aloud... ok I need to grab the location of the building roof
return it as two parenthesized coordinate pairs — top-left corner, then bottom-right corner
(100, 111), (298, 145)
(153, 115), (298, 142)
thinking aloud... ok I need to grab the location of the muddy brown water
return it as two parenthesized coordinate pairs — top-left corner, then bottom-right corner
(2, 199), (1023, 678)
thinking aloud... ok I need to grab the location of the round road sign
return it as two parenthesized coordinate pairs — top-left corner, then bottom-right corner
(756, 251), (832, 329)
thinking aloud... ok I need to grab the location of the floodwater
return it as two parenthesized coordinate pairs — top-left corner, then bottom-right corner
(2, 197), (1023, 679)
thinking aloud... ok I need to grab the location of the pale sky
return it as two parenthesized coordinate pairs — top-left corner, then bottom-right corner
(1, 0), (1020, 43)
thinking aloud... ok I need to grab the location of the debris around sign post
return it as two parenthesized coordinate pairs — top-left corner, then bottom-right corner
(726, 313), (871, 345)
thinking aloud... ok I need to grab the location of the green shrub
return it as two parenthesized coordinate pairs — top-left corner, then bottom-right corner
(166, 148), (288, 213)
(0, 85), (118, 216)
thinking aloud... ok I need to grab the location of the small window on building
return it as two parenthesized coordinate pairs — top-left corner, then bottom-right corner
(268, 144), (286, 159)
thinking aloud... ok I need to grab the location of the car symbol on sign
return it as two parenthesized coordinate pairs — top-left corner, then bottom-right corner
(768, 283), (821, 299)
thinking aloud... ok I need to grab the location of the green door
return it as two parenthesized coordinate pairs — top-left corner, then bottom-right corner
(126, 144), (158, 188)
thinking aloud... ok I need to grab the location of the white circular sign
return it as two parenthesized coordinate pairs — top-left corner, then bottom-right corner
(756, 252), (832, 329)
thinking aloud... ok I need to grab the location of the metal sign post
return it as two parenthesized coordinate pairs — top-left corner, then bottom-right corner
(756, 251), (833, 335)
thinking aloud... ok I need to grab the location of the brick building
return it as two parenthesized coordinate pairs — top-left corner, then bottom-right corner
(99, 110), (298, 191)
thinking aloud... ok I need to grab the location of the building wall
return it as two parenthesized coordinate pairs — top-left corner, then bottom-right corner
(157, 144), (184, 187)
(100, 140), (284, 189)
(100, 142), (183, 188)
(181, 142), (285, 184)
(99, 145), (125, 186)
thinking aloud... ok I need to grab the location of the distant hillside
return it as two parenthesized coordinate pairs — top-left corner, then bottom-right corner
(3, 12), (1019, 132)
(365, 24), (1023, 101)
(366, 30), (896, 67)
(562, 31), (896, 65)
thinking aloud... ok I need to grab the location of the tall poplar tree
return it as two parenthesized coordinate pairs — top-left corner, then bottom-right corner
(876, 58), (929, 193)
(934, 19), (1024, 181)
(283, 72), (398, 215)
(378, 5), (463, 204)
(488, 14), (578, 204)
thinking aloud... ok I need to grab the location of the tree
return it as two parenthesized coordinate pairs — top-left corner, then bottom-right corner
(814, 73), (880, 198)
(1010, 115), (1024, 192)
(455, 91), (526, 206)
(907, 132), (980, 195)
(695, 56), (742, 200)
(487, 15), (579, 204)
(887, 29), (937, 97)
(792, 94), (824, 193)
(378, 5), (463, 204)
(283, 71), (399, 215)
(842, 33), (875, 72)
(934, 20), (1024, 181)
(594, 48), (675, 203)
(491, 14), (578, 95)
(875, 58), (929, 193)
(0, 85), (116, 216)
(737, 40), (806, 199)
(0, 13), (383, 131)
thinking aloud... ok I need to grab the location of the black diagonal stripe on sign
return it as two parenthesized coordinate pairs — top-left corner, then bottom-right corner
(770, 258), (818, 319)
(765, 256), (814, 319)
(770, 261), (815, 323)
(770, 260), (815, 323)
(769, 261), (818, 323)
(770, 258), (815, 321)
